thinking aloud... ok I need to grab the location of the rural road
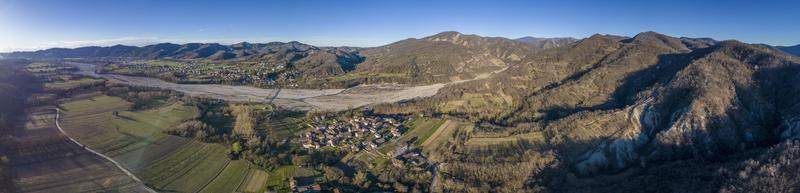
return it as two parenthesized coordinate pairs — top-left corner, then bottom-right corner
(69, 62), (507, 111)
(53, 108), (158, 193)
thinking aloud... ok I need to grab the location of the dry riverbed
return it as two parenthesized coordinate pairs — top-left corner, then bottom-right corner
(70, 62), (501, 111)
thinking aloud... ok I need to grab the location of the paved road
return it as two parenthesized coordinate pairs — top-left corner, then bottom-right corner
(53, 108), (157, 193)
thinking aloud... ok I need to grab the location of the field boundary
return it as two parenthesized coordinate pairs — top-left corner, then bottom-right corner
(53, 108), (157, 193)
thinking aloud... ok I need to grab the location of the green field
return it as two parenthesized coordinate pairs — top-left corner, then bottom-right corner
(420, 120), (461, 152)
(43, 78), (105, 91)
(326, 71), (408, 82)
(239, 169), (269, 193)
(266, 165), (320, 193)
(134, 59), (184, 67)
(264, 113), (309, 141)
(137, 141), (230, 192)
(266, 166), (296, 193)
(199, 160), (252, 193)
(465, 131), (545, 145)
(59, 95), (255, 193)
(60, 97), (200, 166)
(379, 117), (446, 154)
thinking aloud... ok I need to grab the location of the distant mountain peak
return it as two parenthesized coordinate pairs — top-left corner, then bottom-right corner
(776, 44), (800, 56)
(424, 31), (467, 43)
(514, 36), (578, 50)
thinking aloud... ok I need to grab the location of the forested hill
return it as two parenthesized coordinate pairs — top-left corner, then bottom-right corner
(372, 31), (800, 192)
(1, 32), (579, 86)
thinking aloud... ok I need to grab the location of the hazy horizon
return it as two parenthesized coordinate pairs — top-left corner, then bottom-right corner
(2, 0), (799, 52)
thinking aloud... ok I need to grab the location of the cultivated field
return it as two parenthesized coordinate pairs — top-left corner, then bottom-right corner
(5, 107), (149, 193)
(421, 120), (461, 152)
(42, 78), (105, 91)
(58, 95), (262, 193)
(266, 165), (321, 193)
(378, 117), (446, 154)
(264, 113), (309, 141)
(199, 160), (251, 193)
(465, 131), (545, 145)
(136, 141), (229, 193)
(238, 168), (268, 193)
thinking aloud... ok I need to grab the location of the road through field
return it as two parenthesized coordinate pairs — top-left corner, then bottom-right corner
(53, 108), (157, 193)
(69, 62), (506, 111)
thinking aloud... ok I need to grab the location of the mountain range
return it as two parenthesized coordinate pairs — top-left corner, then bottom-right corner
(369, 31), (800, 192)
(3, 31), (800, 192)
(777, 44), (800, 56)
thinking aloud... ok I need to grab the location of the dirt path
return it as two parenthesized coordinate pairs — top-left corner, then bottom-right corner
(53, 108), (157, 193)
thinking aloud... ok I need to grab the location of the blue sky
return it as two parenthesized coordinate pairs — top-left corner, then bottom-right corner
(1, 0), (798, 52)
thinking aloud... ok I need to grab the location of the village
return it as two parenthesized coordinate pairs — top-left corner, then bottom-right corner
(102, 60), (302, 87)
(301, 115), (404, 152)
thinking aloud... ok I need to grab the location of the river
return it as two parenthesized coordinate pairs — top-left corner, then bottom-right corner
(69, 62), (456, 111)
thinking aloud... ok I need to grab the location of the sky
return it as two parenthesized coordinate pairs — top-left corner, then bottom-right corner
(1, 0), (799, 52)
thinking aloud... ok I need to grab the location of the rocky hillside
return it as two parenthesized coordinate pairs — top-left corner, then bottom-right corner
(514, 36), (578, 51)
(373, 31), (800, 191)
(3, 32), (580, 87)
(344, 31), (535, 85)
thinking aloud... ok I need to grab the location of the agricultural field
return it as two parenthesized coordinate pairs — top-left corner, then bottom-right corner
(57, 95), (258, 193)
(25, 62), (76, 73)
(465, 131), (545, 146)
(6, 107), (149, 193)
(199, 160), (251, 193)
(420, 120), (462, 153)
(266, 165), (321, 193)
(359, 151), (390, 173)
(264, 111), (309, 141)
(238, 168), (268, 193)
(42, 78), (105, 91)
(136, 141), (229, 193)
(379, 117), (446, 154)
(133, 59), (184, 67)
(59, 96), (198, 170)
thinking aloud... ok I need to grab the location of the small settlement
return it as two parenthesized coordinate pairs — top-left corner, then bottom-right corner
(301, 115), (403, 152)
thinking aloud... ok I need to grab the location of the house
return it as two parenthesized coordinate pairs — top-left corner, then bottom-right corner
(392, 157), (405, 167)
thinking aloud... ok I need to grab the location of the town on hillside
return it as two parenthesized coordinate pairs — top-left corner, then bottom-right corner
(301, 114), (404, 152)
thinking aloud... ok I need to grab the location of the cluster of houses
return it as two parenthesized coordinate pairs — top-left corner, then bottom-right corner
(390, 143), (430, 168)
(289, 179), (321, 193)
(110, 60), (302, 87)
(301, 115), (403, 152)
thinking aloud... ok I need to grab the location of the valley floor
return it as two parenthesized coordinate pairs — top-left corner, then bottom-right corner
(69, 62), (506, 111)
